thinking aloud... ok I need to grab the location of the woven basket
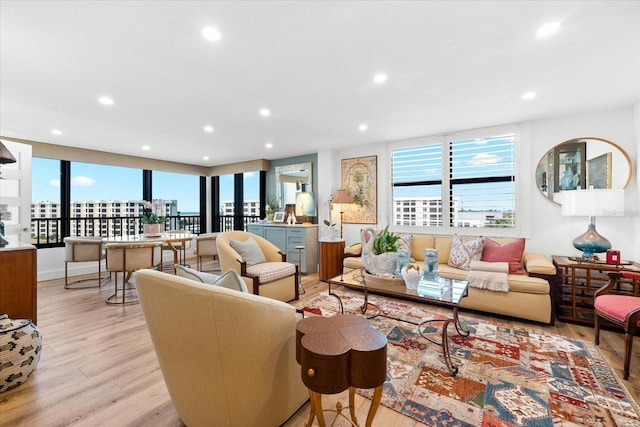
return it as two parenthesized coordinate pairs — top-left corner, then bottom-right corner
(0, 314), (42, 393)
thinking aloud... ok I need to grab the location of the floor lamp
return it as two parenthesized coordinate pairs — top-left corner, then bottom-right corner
(331, 189), (354, 239)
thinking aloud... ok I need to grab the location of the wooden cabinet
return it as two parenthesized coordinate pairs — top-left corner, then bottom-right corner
(247, 224), (318, 274)
(552, 255), (640, 325)
(0, 244), (37, 324)
(319, 240), (345, 281)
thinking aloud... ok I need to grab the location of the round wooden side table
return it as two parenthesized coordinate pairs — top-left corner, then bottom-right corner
(295, 314), (387, 427)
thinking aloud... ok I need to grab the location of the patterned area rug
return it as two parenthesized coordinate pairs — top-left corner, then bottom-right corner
(294, 291), (640, 426)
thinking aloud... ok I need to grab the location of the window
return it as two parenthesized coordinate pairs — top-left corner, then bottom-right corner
(391, 131), (516, 230)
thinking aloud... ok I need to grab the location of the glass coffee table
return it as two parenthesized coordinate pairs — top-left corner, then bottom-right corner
(328, 269), (470, 375)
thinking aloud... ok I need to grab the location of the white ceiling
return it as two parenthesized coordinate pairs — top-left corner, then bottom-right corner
(1, 1), (639, 167)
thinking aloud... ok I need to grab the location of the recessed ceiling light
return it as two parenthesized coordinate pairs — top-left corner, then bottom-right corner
(204, 125), (214, 133)
(203, 156), (209, 161)
(202, 27), (221, 41)
(142, 145), (150, 151)
(521, 91), (536, 100)
(537, 22), (560, 38)
(259, 108), (271, 117)
(99, 96), (114, 106)
(51, 129), (63, 135)
(359, 124), (368, 131)
(265, 142), (273, 149)
(373, 73), (388, 84)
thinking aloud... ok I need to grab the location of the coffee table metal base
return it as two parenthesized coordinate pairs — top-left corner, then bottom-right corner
(418, 306), (469, 376)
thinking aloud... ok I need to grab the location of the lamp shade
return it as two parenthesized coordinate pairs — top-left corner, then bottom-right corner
(0, 142), (16, 164)
(561, 189), (624, 217)
(295, 192), (316, 216)
(332, 189), (353, 204)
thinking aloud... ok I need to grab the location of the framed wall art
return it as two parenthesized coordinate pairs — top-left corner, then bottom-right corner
(553, 141), (586, 191)
(587, 152), (612, 189)
(340, 155), (377, 224)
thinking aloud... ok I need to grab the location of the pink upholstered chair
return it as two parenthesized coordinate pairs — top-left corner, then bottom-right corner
(594, 271), (640, 380)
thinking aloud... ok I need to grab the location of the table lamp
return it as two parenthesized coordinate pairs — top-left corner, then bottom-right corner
(561, 188), (624, 258)
(331, 189), (354, 238)
(295, 192), (316, 224)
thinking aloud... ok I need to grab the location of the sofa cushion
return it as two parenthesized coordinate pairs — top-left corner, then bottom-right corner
(410, 235), (435, 261)
(230, 236), (266, 265)
(246, 262), (296, 284)
(481, 238), (525, 274)
(434, 236), (453, 263)
(344, 243), (362, 256)
(448, 235), (483, 270)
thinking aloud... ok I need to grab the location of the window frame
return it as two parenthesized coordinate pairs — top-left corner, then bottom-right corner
(389, 124), (526, 238)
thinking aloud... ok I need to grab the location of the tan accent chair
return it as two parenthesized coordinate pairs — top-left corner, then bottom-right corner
(105, 242), (161, 305)
(217, 231), (299, 302)
(135, 269), (308, 427)
(195, 232), (219, 271)
(63, 236), (107, 289)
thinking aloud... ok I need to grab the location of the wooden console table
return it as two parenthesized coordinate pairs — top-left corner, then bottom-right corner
(295, 315), (387, 427)
(0, 244), (37, 324)
(552, 255), (640, 325)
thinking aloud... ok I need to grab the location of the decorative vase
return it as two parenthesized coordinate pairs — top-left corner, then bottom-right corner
(401, 265), (421, 289)
(0, 314), (42, 393)
(143, 223), (163, 236)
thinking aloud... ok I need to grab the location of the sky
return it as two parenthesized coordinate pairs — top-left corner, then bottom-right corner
(32, 158), (260, 213)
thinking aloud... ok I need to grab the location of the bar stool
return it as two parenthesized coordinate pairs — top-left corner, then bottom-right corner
(295, 245), (305, 294)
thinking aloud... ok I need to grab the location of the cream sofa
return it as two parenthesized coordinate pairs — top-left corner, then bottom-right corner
(136, 269), (309, 427)
(344, 235), (556, 325)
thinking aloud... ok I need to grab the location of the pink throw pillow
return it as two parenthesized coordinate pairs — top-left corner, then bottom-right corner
(482, 238), (526, 274)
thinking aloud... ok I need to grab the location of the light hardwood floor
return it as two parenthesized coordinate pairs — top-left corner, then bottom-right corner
(1, 254), (638, 427)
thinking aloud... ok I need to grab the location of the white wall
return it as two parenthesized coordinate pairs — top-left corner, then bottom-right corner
(322, 105), (639, 261)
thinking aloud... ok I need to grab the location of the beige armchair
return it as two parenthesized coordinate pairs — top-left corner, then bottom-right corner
(135, 269), (308, 427)
(105, 242), (162, 305)
(217, 231), (299, 302)
(63, 236), (107, 289)
(195, 232), (219, 271)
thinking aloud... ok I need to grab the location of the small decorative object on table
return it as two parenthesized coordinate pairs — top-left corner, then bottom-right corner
(142, 199), (167, 236)
(361, 226), (399, 277)
(423, 248), (439, 279)
(606, 249), (620, 264)
(0, 314), (42, 393)
(401, 264), (421, 289)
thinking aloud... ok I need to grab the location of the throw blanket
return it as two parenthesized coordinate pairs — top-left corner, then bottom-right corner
(467, 260), (509, 292)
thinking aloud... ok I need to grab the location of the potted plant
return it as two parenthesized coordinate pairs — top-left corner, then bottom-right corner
(265, 194), (278, 221)
(361, 226), (401, 277)
(142, 200), (167, 236)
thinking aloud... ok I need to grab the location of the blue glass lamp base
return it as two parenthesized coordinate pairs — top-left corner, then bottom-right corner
(573, 222), (611, 258)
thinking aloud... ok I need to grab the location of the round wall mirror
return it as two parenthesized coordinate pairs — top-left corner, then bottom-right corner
(535, 137), (633, 204)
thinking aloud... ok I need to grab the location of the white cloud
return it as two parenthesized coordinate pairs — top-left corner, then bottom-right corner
(72, 176), (96, 186)
(49, 179), (60, 187)
(470, 153), (499, 165)
(244, 171), (255, 178)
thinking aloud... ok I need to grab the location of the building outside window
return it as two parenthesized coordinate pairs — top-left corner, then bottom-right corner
(391, 130), (516, 230)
